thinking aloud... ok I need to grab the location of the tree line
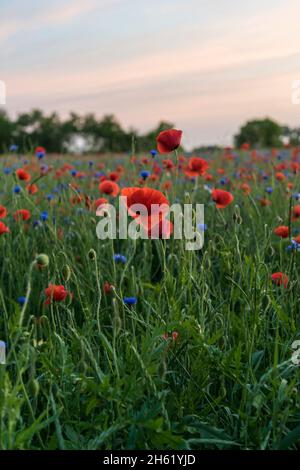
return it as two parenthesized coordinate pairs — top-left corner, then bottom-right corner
(0, 109), (175, 154)
(0, 109), (299, 153)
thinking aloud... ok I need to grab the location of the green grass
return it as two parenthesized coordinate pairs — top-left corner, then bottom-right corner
(0, 151), (300, 450)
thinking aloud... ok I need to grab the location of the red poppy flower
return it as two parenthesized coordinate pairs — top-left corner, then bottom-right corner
(0, 205), (7, 218)
(184, 157), (209, 178)
(211, 189), (234, 209)
(0, 221), (10, 235)
(26, 184), (38, 195)
(45, 284), (68, 305)
(241, 183), (251, 195)
(162, 159), (175, 170)
(292, 205), (300, 220)
(99, 180), (119, 197)
(16, 168), (31, 182)
(146, 213), (173, 239)
(14, 209), (31, 221)
(35, 146), (46, 155)
(121, 187), (170, 235)
(109, 172), (120, 182)
(294, 235), (300, 243)
(103, 282), (114, 294)
(241, 143), (250, 150)
(260, 198), (271, 207)
(156, 129), (182, 154)
(94, 198), (108, 210)
(271, 272), (289, 288)
(274, 225), (289, 238)
(275, 172), (285, 181)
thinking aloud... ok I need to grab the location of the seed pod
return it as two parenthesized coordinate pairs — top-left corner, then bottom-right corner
(35, 253), (49, 268)
(88, 249), (97, 260)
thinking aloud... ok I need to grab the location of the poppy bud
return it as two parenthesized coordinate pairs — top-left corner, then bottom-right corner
(88, 249), (97, 260)
(35, 253), (49, 268)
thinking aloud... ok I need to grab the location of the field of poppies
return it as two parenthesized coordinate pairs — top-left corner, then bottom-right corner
(0, 129), (300, 450)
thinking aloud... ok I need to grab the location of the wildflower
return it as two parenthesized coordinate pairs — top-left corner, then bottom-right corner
(287, 239), (300, 252)
(13, 185), (21, 194)
(156, 129), (182, 154)
(259, 198), (271, 206)
(16, 168), (31, 182)
(109, 172), (120, 182)
(184, 157), (209, 178)
(0, 206), (7, 218)
(114, 254), (127, 264)
(14, 209), (31, 221)
(271, 272), (289, 288)
(26, 184), (38, 195)
(0, 221), (10, 235)
(275, 172), (285, 181)
(274, 225), (289, 238)
(266, 187), (273, 194)
(121, 187), (170, 235)
(35, 146), (46, 159)
(104, 282), (114, 294)
(99, 180), (119, 197)
(17, 296), (27, 305)
(211, 189), (234, 208)
(123, 297), (137, 306)
(292, 205), (300, 220)
(140, 170), (150, 180)
(44, 284), (68, 305)
(241, 143), (250, 150)
(40, 211), (48, 222)
(150, 149), (157, 157)
(10, 144), (18, 152)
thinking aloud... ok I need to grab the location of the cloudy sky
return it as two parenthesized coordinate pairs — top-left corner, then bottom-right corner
(1, 0), (300, 148)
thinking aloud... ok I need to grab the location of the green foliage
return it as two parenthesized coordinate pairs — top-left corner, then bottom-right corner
(0, 150), (300, 450)
(0, 109), (175, 154)
(234, 118), (283, 148)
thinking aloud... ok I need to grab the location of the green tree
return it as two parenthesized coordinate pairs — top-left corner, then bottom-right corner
(234, 118), (283, 148)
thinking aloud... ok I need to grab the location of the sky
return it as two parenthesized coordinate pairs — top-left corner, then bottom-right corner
(1, 0), (300, 149)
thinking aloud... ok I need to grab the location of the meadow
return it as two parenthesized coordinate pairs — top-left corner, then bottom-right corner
(0, 134), (300, 450)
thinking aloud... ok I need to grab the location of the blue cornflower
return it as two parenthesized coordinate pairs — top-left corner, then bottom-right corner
(140, 170), (150, 180)
(4, 167), (11, 175)
(70, 170), (77, 177)
(219, 177), (227, 185)
(13, 185), (21, 194)
(88, 161), (94, 167)
(266, 187), (273, 194)
(17, 296), (27, 306)
(286, 239), (300, 252)
(150, 149), (157, 157)
(9, 144), (18, 152)
(114, 254), (127, 264)
(123, 297), (137, 306)
(40, 211), (48, 222)
(46, 194), (54, 201)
